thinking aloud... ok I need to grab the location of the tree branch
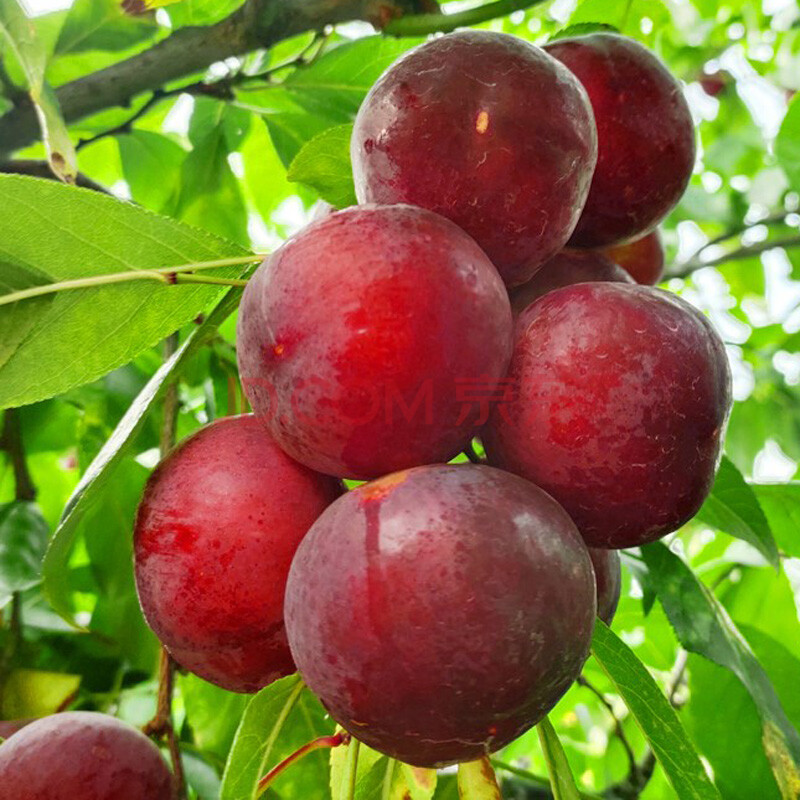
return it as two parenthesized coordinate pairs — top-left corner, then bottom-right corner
(0, 409), (36, 502)
(385, 0), (544, 35)
(0, 0), (433, 158)
(669, 233), (800, 278)
(0, 159), (112, 193)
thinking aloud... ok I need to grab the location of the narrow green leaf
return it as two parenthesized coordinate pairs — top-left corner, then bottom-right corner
(641, 543), (800, 799)
(42, 286), (243, 623)
(0, 175), (249, 409)
(220, 674), (305, 800)
(537, 717), (581, 800)
(751, 482), (800, 558)
(590, 621), (721, 800)
(0, 0), (76, 180)
(457, 757), (501, 800)
(0, 501), (48, 598)
(777, 96), (800, 192)
(695, 456), (780, 567)
(287, 123), (356, 209)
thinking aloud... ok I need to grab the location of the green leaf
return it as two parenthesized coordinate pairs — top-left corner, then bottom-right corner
(284, 35), (424, 118)
(41, 286), (243, 623)
(220, 675), (332, 800)
(0, 261), (54, 371)
(0, 175), (248, 410)
(287, 123), (356, 209)
(590, 621), (721, 799)
(568, 0), (670, 40)
(331, 736), (382, 800)
(752, 483), (800, 558)
(776, 96), (800, 192)
(0, 0), (76, 180)
(263, 109), (346, 169)
(457, 757), (501, 800)
(549, 22), (619, 40)
(641, 543), (800, 799)
(0, 501), (48, 599)
(684, 624), (800, 800)
(117, 130), (186, 212)
(537, 717), (580, 800)
(1, 668), (80, 718)
(695, 456), (780, 567)
(179, 673), (249, 760)
(54, 0), (157, 55)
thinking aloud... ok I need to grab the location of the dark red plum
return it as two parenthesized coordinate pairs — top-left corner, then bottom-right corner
(285, 464), (596, 768)
(603, 230), (665, 285)
(589, 548), (622, 625)
(483, 283), (731, 548)
(510, 249), (632, 317)
(134, 415), (342, 693)
(237, 205), (513, 479)
(545, 33), (695, 248)
(351, 31), (598, 286)
(0, 712), (172, 800)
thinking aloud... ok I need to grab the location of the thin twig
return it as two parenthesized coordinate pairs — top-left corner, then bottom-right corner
(577, 675), (638, 779)
(257, 731), (349, 794)
(0, 159), (112, 192)
(0, 410), (36, 502)
(670, 234), (800, 278)
(385, 0), (545, 35)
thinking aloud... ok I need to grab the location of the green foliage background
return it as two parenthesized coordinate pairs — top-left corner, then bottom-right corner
(1, 0), (800, 798)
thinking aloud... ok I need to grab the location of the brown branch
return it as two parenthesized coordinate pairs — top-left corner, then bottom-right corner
(0, 0), (438, 158)
(1, 409), (36, 502)
(0, 159), (111, 193)
(670, 234), (800, 278)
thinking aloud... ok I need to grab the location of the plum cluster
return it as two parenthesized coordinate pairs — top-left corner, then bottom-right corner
(1, 29), (731, 783)
(134, 29), (730, 769)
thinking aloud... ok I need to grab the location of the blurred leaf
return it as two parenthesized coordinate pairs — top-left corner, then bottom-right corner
(695, 456), (780, 567)
(264, 109), (346, 169)
(41, 287), (244, 623)
(776, 96), (800, 192)
(0, 175), (248, 410)
(220, 675), (332, 800)
(284, 35), (423, 118)
(752, 483), (800, 558)
(568, 0), (670, 40)
(0, 0), (76, 180)
(549, 22), (619, 40)
(54, 0), (157, 54)
(1, 668), (80, 718)
(181, 749), (223, 800)
(457, 757), (501, 800)
(590, 621), (721, 799)
(641, 543), (800, 798)
(167, 0), (245, 26)
(684, 624), (800, 800)
(0, 261), (54, 371)
(117, 130), (185, 212)
(179, 673), (248, 761)
(537, 717), (580, 800)
(287, 123), (356, 208)
(0, 502), (48, 599)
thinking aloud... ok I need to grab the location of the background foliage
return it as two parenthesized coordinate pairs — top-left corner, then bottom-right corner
(2, 0), (800, 798)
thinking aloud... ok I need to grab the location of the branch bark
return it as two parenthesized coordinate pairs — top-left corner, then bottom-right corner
(0, 0), (432, 158)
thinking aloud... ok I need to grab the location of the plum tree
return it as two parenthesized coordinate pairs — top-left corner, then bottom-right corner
(602, 230), (665, 285)
(284, 464), (596, 768)
(545, 33), (695, 248)
(351, 30), (598, 286)
(589, 548), (622, 625)
(510, 249), (633, 316)
(0, 712), (173, 800)
(237, 205), (513, 479)
(483, 283), (731, 548)
(134, 415), (342, 693)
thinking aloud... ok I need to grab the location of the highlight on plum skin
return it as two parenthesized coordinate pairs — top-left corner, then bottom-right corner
(483, 282), (732, 549)
(510, 248), (633, 318)
(134, 414), (343, 694)
(236, 204), (513, 480)
(351, 30), (598, 287)
(284, 463), (597, 768)
(602, 229), (665, 286)
(545, 33), (695, 249)
(0, 712), (173, 800)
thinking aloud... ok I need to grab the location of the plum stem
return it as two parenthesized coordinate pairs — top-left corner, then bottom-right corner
(384, 0), (547, 35)
(0, 255), (265, 308)
(256, 731), (351, 795)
